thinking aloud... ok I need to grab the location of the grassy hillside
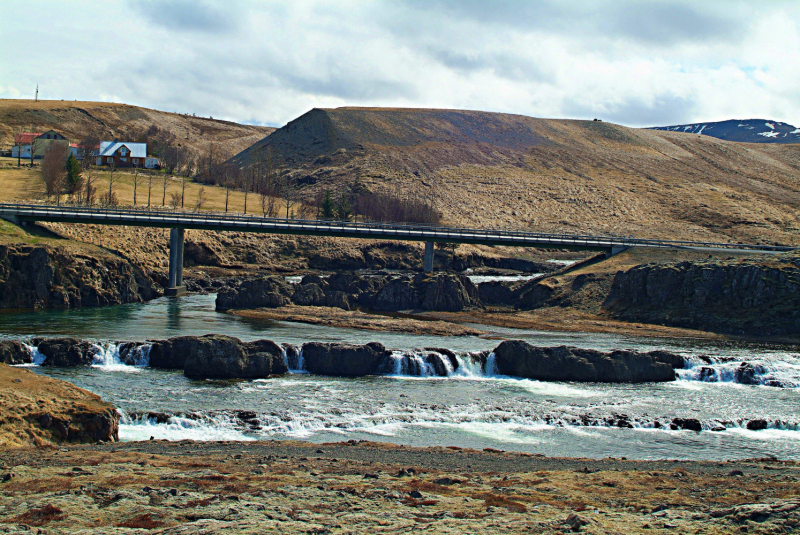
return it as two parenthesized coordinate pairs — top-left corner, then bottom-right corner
(0, 99), (274, 158)
(234, 107), (800, 245)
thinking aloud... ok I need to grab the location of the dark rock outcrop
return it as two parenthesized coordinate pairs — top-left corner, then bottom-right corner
(0, 244), (158, 309)
(148, 336), (199, 369)
(35, 338), (94, 367)
(215, 276), (294, 311)
(301, 342), (390, 376)
(604, 253), (800, 337)
(150, 335), (287, 378)
(418, 274), (481, 312)
(477, 281), (518, 306)
(492, 340), (683, 383)
(219, 272), (483, 313)
(183, 335), (286, 379)
(0, 340), (31, 364)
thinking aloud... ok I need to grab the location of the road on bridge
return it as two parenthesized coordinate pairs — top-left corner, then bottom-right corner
(0, 203), (794, 295)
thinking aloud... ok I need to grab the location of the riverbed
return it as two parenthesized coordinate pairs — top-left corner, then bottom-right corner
(5, 294), (799, 461)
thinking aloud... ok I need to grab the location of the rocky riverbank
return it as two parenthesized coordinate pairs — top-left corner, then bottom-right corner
(0, 242), (159, 309)
(0, 440), (797, 534)
(604, 251), (800, 337)
(0, 364), (118, 448)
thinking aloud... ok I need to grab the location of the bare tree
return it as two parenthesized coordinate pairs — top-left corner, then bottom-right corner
(169, 191), (182, 208)
(194, 187), (207, 212)
(161, 172), (168, 207)
(105, 159), (118, 206)
(132, 164), (142, 206)
(41, 142), (68, 202)
(146, 170), (153, 207)
(29, 133), (45, 168)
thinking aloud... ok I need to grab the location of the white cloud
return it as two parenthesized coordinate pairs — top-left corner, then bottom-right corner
(0, 0), (798, 128)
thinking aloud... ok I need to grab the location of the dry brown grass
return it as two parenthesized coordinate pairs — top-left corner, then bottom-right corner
(7, 504), (66, 526)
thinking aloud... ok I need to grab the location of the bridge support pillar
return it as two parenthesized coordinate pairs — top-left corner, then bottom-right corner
(606, 245), (629, 258)
(423, 241), (434, 273)
(166, 228), (186, 297)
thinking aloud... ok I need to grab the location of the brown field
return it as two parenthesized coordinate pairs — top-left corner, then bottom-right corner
(0, 156), (292, 215)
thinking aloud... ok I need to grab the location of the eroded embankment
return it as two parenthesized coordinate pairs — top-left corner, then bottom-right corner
(604, 252), (800, 337)
(0, 364), (118, 448)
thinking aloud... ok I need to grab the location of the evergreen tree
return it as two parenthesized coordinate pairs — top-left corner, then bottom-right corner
(65, 153), (82, 194)
(321, 189), (335, 219)
(335, 195), (352, 221)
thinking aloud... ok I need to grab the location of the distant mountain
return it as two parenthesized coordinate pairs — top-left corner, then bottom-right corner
(649, 119), (800, 144)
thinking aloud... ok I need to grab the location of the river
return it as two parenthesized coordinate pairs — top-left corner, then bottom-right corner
(6, 294), (799, 461)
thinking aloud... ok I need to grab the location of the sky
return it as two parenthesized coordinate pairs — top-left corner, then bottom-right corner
(1, 0), (798, 128)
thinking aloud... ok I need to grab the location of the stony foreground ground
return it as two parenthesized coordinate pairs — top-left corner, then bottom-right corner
(0, 440), (797, 534)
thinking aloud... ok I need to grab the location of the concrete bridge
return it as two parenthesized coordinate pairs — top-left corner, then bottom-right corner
(0, 203), (794, 296)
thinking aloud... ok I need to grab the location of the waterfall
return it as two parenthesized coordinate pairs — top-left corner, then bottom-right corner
(484, 353), (498, 376)
(282, 344), (307, 373)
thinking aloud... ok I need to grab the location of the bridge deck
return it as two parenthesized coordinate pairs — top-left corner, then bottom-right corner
(0, 203), (794, 254)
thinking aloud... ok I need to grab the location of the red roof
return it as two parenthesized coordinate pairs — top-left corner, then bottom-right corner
(14, 132), (43, 144)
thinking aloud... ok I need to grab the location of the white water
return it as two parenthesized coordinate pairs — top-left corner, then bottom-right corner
(467, 274), (543, 284)
(676, 355), (800, 388)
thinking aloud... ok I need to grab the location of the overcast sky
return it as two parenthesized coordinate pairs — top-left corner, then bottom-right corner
(1, 0), (798, 128)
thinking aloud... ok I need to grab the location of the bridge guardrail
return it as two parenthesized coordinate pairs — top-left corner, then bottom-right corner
(0, 202), (796, 253)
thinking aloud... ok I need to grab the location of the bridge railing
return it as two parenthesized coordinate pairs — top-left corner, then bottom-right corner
(0, 202), (796, 253)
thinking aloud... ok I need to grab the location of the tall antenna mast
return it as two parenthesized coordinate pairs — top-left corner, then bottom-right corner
(35, 84), (38, 102)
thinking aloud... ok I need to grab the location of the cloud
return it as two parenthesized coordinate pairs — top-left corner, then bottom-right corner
(563, 94), (699, 126)
(0, 0), (798, 129)
(129, 0), (239, 34)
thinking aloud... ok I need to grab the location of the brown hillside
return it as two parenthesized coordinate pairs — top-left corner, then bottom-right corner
(0, 99), (274, 157)
(234, 107), (800, 245)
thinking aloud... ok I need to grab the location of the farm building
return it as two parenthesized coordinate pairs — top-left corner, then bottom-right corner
(11, 130), (70, 159)
(96, 141), (157, 168)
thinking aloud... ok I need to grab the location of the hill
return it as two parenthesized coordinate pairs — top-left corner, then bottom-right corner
(0, 99), (274, 158)
(232, 107), (800, 245)
(650, 119), (800, 144)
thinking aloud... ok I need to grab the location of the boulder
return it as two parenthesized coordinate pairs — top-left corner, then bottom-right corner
(301, 342), (390, 376)
(0, 340), (31, 364)
(36, 338), (94, 367)
(671, 418), (703, 431)
(183, 335), (286, 379)
(492, 340), (682, 383)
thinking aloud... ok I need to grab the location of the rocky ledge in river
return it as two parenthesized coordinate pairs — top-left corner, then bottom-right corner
(215, 272), (482, 313)
(24, 335), (687, 383)
(493, 340), (684, 383)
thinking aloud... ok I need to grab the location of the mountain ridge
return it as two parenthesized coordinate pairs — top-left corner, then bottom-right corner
(650, 118), (799, 144)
